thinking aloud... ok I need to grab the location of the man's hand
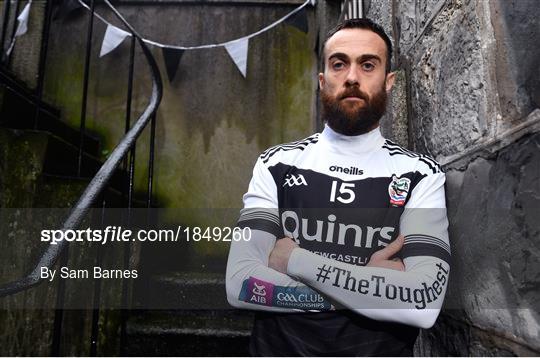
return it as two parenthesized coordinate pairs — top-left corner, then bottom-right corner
(269, 237), (299, 273)
(367, 235), (405, 271)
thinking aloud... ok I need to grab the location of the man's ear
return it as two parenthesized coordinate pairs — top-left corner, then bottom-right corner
(318, 73), (325, 90)
(385, 71), (396, 92)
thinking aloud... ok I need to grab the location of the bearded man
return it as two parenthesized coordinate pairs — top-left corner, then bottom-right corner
(226, 18), (450, 356)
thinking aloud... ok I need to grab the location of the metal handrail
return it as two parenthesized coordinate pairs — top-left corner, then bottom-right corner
(0, 0), (163, 297)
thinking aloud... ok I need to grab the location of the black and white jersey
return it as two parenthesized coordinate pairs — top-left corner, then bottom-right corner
(226, 125), (450, 356)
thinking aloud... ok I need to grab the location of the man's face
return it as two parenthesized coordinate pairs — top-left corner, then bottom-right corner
(319, 28), (395, 136)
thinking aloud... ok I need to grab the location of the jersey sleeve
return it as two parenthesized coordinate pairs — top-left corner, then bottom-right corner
(286, 171), (450, 329)
(400, 172), (450, 264)
(226, 157), (333, 312)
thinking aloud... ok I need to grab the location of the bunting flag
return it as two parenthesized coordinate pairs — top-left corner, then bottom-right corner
(285, 8), (308, 33)
(224, 38), (249, 78)
(5, 0), (33, 56)
(76, 0), (315, 80)
(53, 0), (83, 21)
(14, 1), (32, 37)
(99, 24), (131, 58)
(162, 47), (184, 82)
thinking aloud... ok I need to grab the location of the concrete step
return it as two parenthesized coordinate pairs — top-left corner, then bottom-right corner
(125, 309), (253, 356)
(34, 174), (89, 208)
(40, 130), (128, 193)
(134, 271), (230, 310)
(0, 83), (100, 157)
(137, 225), (229, 275)
(0, 127), (129, 196)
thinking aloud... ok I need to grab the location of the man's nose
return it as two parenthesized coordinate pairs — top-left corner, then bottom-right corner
(345, 64), (359, 86)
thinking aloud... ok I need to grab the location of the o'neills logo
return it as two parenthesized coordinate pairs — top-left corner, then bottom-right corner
(329, 165), (364, 175)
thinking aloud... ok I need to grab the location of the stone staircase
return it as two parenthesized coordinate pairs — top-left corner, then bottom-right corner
(0, 77), (254, 356)
(0, 78), (136, 355)
(125, 271), (253, 356)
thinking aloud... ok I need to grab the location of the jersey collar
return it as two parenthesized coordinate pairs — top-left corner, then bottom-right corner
(320, 123), (385, 155)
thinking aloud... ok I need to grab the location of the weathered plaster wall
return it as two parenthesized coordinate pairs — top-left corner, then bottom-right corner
(42, 2), (318, 258)
(368, 0), (540, 354)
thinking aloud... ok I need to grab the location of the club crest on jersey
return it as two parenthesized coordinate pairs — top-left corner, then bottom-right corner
(283, 174), (308, 187)
(388, 175), (411, 207)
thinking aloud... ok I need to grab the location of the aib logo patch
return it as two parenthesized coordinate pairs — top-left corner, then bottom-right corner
(388, 175), (411, 207)
(283, 174), (308, 187)
(242, 277), (274, 306)
(252, 282), (266, 296)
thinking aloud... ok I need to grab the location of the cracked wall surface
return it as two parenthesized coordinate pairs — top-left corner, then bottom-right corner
(367, 0), (540, 355)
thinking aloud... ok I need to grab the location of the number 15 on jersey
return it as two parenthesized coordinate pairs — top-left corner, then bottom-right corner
(329, 181), (356, 204)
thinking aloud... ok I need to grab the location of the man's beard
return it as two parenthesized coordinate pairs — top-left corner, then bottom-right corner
(321, 83), (387, 136)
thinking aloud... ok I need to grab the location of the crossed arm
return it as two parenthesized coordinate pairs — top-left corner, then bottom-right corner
(226, 229), (449, 329)
(269, 235), (449, 329)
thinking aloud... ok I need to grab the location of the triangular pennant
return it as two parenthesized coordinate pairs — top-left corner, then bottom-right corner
(224, 38), (249, 78)
(285, 8), (308, 34)
(6, 1), (32, 56)
(14, 1), (32, 37)
(161, 47), (184, 82)
(53, 0), (83, 21)
(99, 24), (130, 58)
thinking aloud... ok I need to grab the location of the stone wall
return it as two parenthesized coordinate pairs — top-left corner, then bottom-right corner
(360, 0), (408, 146)
(366, 0), (540, 355)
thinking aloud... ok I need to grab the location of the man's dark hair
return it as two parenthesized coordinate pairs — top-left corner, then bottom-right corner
(323, 18), (393, 73)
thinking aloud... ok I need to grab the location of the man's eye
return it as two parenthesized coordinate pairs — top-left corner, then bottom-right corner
(362, 63), (375, 71)
(332, 62), (345, 70)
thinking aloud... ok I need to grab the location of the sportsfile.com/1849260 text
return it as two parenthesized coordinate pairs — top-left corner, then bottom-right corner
(40, 226), (251, 245)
